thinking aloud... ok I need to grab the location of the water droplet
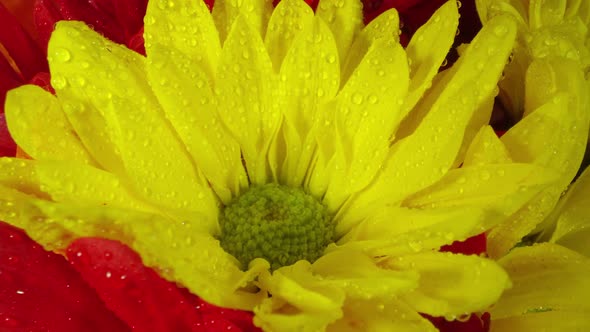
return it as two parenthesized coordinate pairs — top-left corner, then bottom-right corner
(105, 271), (112, 278)
(53, 48), (71, 63)
(51, 76), (67, 89)
(493, 25), (508, 36)
(351, 93), (364, 105)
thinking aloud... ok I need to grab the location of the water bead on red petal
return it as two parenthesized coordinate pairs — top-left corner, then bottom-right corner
(66, 238), (260, 332)
(0, 222), (129, 331)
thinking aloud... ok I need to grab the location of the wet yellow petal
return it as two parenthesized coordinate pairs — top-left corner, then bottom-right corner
(316, 0), (363, 67)
(385, 252), (511, 317)
(463, 126), (512, 166)
(313, 37), (409, 211)
(274, 16), (339, 187)
(342, 8), (399, 83)
(339, 206), (488, 256)
(491, 243), (590, 331)
(403, 0), (459, 117)
(337, 15), (516, 233)
(212, 0), (273, 43)
(144, 0), (220, 81)
(312, 249), (418, 300)
(48, 21), (218, 224)
(35, 160), (153, 212)
(264, 0), (314, 70)
(328, 300), (437, 332)
(491, 311), (590, 332)
(255, 261), (345, 331)
(404, 163), (559, 224)
(529, 0), (566, 29)
(5, 85), (94, 165)
(216, 15), (280, 185)
(550, 166), (590, 256)
(0, 158), (46, 198)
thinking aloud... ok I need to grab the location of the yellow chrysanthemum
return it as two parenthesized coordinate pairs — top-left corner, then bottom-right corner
(475, 0), (590, 258)
(0, 0), (564, 330)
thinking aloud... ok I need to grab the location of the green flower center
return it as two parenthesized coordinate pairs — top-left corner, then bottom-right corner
(219, 183), (334, 270)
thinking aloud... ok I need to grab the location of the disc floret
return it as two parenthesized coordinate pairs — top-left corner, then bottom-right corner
(219, 183), (334, 270)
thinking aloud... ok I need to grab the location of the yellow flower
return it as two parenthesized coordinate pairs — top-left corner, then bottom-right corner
(0, 0), (562, 330)
(475, 0), (590, 258)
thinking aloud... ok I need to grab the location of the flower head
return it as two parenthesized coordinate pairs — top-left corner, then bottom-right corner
(0, 0), (561, 330)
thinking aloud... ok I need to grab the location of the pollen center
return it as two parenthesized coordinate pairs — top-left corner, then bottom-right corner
(219, 183), (334, 270)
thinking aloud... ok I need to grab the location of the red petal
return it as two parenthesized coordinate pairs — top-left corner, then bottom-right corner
(127, 27), (146, 56)
(33, 0), (127, 50)
(440, 233), (487, 256)
(426, 313), (491, 332)
(0, 222), (129, 331)
(0, 3), (47, 79)
(29, 71), (54, 93)
(67, 238), (260, 332)
(0, 113), (17, 157)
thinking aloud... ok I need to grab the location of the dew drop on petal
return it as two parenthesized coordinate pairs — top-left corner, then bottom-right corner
(53, 48), (71, 63)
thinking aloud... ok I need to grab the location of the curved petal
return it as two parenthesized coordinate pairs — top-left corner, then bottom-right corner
(490, 243), (590, 331)
(5, 85), (95, 165)
(48, 21), (217, 223)
(384, 252), (511, 317)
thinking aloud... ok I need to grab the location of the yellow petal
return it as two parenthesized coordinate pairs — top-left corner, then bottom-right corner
(491, 311), (590, 332)
(216, 15), (280, 185)
(463, 126), (512, 166)
(404, 163), (559, 224)
(34, 160), (153, 212)
(312, 249), (419, 300)
(264, 0), (314, 70)
(212, 0), (273, 43)
(48, 21), (218, 225)
(341, 8), (399, 83)
(384, 252), (511, 317)
(0, 157), (46, 198)
(315, 37), (409, 211)
(337, 15), (517, 233)
(145, 45), (247, 203)
(491, 243), (590, 331)
(403, 0), (459, 118)
(328, 299), (437, 332)
(550, 166), (590, 256)
(339, 206), (487, 256)
(316, 0), (363, 68)
(144, 0), (220, 81)
(529, 0), (566, 29)
(4, 85), (94, 165)
(255, 261), (345, 331)
(274, 16), (339, 187)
